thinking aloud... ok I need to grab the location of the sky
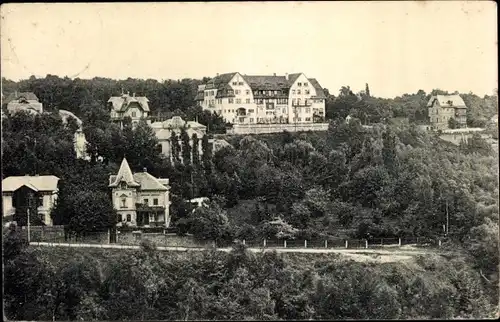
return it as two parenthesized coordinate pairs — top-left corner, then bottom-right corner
(0, 1), (497, 98)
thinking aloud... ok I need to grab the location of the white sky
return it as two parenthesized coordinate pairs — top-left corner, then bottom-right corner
(0, 1), (497, 98)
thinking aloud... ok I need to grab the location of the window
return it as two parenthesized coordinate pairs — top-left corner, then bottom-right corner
(304, 82), (308, 86)
(283, 108), (286, 113)
(236, 99), (241, 104)
(144, 198), (149, 205)
(248, 109), (254, 113)
(37, 196), (44, 207)
(229, 98), (234, 104)
(126, 214), (131, 222)
(298, 117), (302, 121)
(306, 117), (311, 122)
(238, 82), (244, 86)
(292, 90), (296, 94)
(297, 90), (301, 95)
(297, 98), (301, 105)
(39, 213), (45, 223)
(121, 198), (127, 208)
(245, 98), (250, 104)
(250, 118), (254, 123)
(292, 99), (296, 105)
(306, 108), (311, 113)
(153, 198), (158, 205)
(305, 90), (310, 95)
(120, 182), (127, 189)
(117, 214), (122, 222)
(232, 82), (237, 85)
(246, 90), (250, 95)
(298, 82), (302, 86)
(235, 90), (240, 94)
(132, 111), (137, 117)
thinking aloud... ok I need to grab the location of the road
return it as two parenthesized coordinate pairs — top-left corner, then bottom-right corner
(29, 241), (434, 256)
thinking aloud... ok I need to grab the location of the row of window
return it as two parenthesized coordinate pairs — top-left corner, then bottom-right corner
(297, 82), (309, 87)
(232, 81), (245, 86)
(120, 198), (159, 208)
(207, 98), (323, 106)
(118, 214), (132, 222)
(292, 89), (310, 95)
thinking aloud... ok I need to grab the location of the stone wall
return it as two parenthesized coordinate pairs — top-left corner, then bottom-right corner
(227, 123), (329, 135)
(116, 231), (214, 248)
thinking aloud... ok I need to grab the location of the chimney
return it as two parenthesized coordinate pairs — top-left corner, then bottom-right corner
(143, 167), (147, 172)
(285, 73), (288, 80)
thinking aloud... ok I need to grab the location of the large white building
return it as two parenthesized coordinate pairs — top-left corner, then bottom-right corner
(195, 72), (326, 125)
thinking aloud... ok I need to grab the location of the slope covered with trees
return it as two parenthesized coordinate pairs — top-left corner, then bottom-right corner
(3, 234), (498, 320)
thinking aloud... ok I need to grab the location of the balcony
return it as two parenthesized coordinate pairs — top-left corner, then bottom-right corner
(292, 102), (312, 107)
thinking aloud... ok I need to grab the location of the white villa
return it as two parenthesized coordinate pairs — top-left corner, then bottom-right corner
(109, 158), (171, 227)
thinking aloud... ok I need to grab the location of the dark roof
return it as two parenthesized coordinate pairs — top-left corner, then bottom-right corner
(309, 78), (326, 99)
(3, 92), (39, 104)
(205, 73), (237, 90)
(194, 92), (204, 101)
(287, 73), (302, 85)
(242, 75), (289, 90)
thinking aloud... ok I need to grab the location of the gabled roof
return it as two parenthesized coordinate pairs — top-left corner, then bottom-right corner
(108, 94), (150, 112)
(205, 73), (238, 90)
(242, 75), (289, 90)
(287, 73), (302, 85)
(427, 95), (467, 108)
(2, 175), (60, 192)
(109, 158), (140, 187)
(309, 78), (326, 99)
(132, 172), (168, 191)
(3, 92), (39, 105)
(186, 120), (207, 130)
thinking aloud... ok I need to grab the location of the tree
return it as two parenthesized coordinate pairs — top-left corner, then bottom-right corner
(170, 131), (181, 165)
(192, 133), (200, 166)
(448, 117), (460, 129)
(365, 83), (371, 97)
(189, 200), (232, 244)
(180, 128), (192, 166)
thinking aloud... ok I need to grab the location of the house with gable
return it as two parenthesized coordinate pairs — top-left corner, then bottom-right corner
(427, 94), (468, 130)
(150, 115), (207, 163)
(2, 175), (60, 226)
(4, 91), (44, 115)
(108, 91), (150, 128)
(109, 158), (171, 227)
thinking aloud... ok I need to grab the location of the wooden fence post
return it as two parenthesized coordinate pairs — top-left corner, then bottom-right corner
(365, 239), (368, 249)
(381, 238), (383, 246)
(107, 229), (110, 244)
(304, 240), (307, 248)
(284, 240), (287, 248)
(345, 240), (348, 248)
(242, 239), (245, 245)
(325, 240), (328, 248)
(398, 237), (401, 247)
(263, 239), (267, 247)
(438, 239), (442, 247)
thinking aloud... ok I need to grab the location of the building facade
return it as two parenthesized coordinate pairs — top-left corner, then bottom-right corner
(108, 92), (150, 128)
(427, 95), (467, 130)
(5, 92), (43, 115)
(150, 116), (207, 163)
(2, 175), (60, 226)
(109, 158), (171, 227)
(195, 72), (326, 125)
